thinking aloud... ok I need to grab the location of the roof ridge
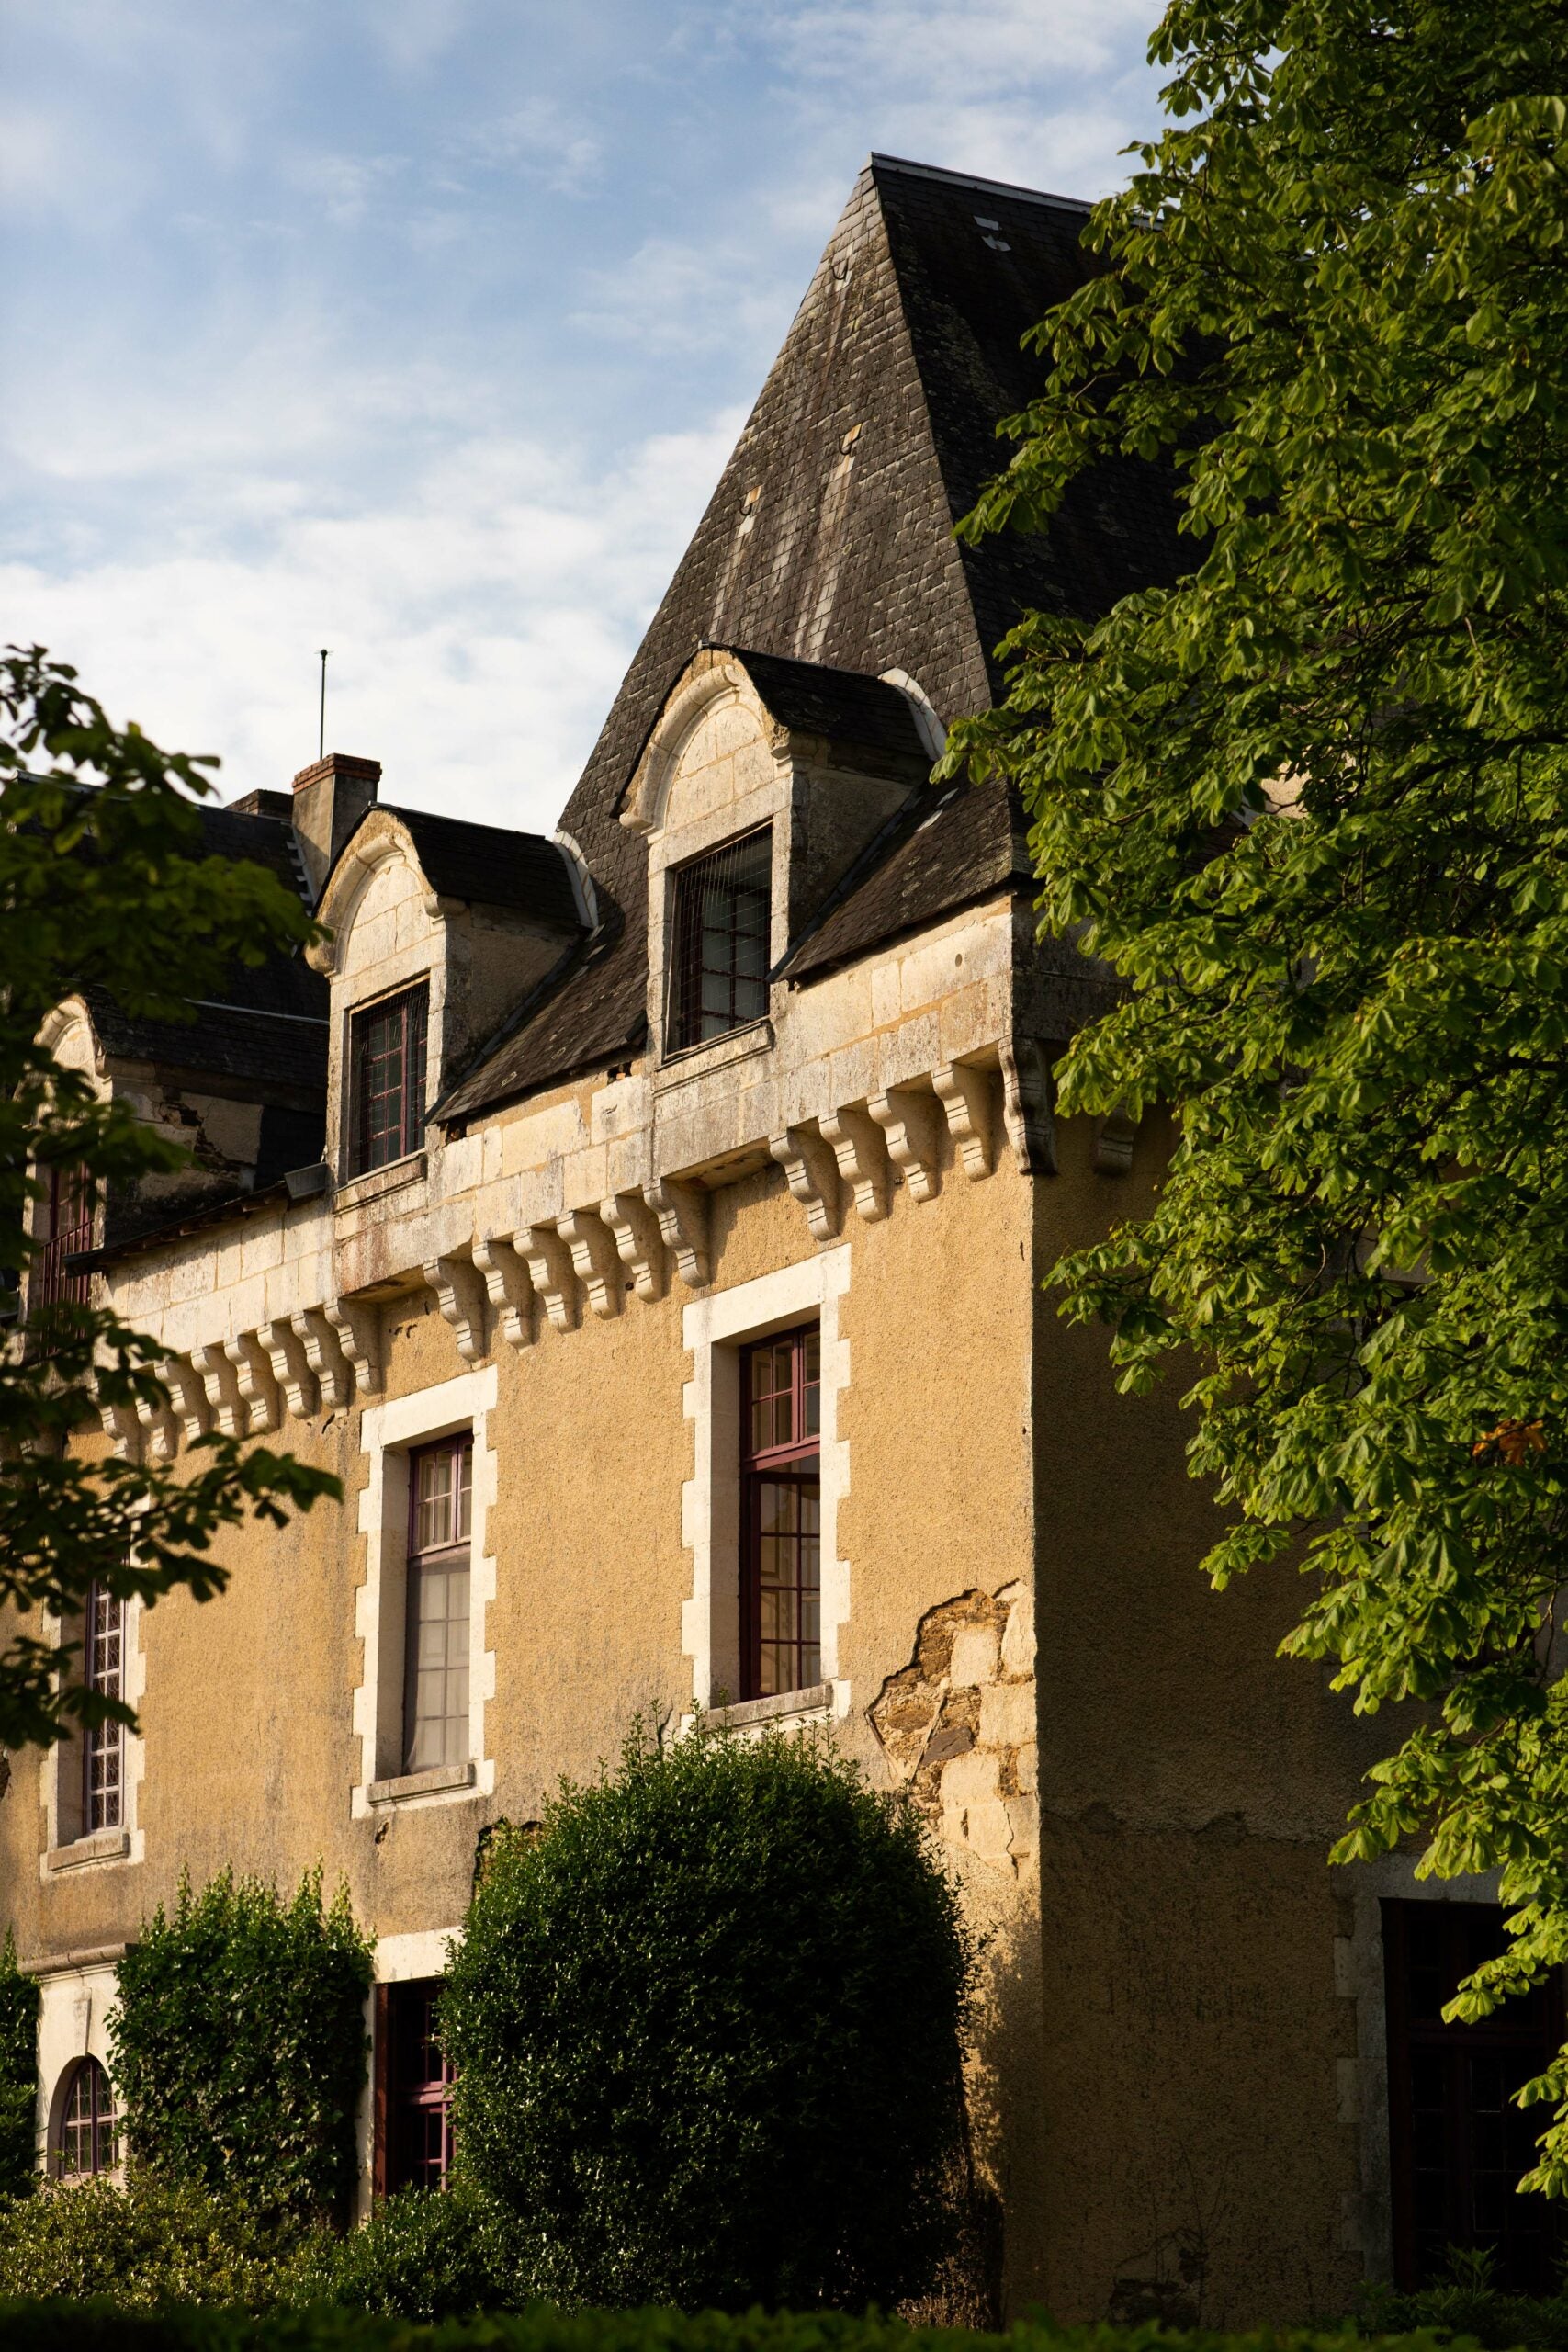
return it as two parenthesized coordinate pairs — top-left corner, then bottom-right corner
(867, 153), (1092, 215)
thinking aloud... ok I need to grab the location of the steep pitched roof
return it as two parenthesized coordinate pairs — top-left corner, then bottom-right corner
(441, 154), (1183, 1125)
(365, 805), (584, 930)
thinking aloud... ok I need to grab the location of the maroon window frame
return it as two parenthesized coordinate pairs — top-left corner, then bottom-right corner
(34, 1163), (93, 1314)
(55, 2056), (118, 2178)
(403, 1434), (472, 1774)
(373, 1978), (454, 2195)
(739, 1324), (821, 1702)
(83, 1581), (125, 1833)
(349, 983), (428, 1176)
(667, 828), (771, 1054)
(1384, 1898), (1565, 2290)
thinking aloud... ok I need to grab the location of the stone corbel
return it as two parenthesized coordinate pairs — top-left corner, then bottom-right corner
(323, 1298), (381, 1398)
(557, 1209), (625, 1319)
(90, 1369), (141, 1461)
(423, 1255), (489, 1363)
(473, 1235), (534, 1349)
(932, 1059), (997, 1180)
(820, 1102), (892, 1222)
(256, 1318), (319, 1421)
(291, 1308), (355, 1410)
(191, 1342), (248, 1438)
(225, 1333), (280, 1434)
(769, 1126), (843, 1241)
(868, 1086), (943, 1204)
(1094, 1105), (1139, 1176)
(161, 1355), (211, 1447)
(524, 1224), (581, 1333)
(646, 1179), (711, 1289)
(134, 1383), (178, 1463)
(999, 1036), (1056, 1176)
(600, 1192), (668, 1303)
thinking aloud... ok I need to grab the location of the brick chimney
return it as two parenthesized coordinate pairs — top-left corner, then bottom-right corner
(290, 752), (380, 901)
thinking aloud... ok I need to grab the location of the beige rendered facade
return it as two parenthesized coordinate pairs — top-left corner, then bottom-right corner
(1, 153), (1526, 2324)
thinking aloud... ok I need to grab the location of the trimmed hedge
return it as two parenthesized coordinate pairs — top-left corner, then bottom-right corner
(0, 2172), (308, 2311)
(0, 2316), (1477, 2352)
(284, 2179), (525, 2320)
(110, 1869), (372, 2223)
(0, 1928), (39, 2199)
(442, 1725), (976, 2313)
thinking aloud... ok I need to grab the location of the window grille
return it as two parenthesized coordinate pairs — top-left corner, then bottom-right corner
(55, 2057), (118, 2178)
(739, 1324), (821, 1700)
(667, 828), (772, 1054)
(1383, 1898), (1564, 2290)
(376, 1977), (454, 2193)
(349, 983), (428, 1176)
(34, 1164), (93, 1314)
(84, 1582), (125, 1833)
(403, 1435), (472, 1773)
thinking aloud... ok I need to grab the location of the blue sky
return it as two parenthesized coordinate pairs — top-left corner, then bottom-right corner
(2, 1), (1168, 835)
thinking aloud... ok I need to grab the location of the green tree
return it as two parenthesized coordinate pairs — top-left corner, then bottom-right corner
(109, 1869), (372, 2224)
(441, 1724), (975, 2312)
(0, 646), (340, 1756)
(950, 0), (1568, 2187)
(0, 1931), (39, 2199)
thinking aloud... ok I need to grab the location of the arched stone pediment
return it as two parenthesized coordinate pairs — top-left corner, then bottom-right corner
(307, 810), (441, 978)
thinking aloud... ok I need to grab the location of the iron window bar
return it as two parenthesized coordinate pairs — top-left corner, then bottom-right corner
(667, 827), (772, 1055)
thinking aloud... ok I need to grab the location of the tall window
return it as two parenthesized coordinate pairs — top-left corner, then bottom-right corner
(1384, 1898), (1564, 2290)
(83, 1582), (125, 1833)
(349, 982), (428, 1176)
(403, 1435), (472, 1773)
(376, 1979), (455, 2193)
(667, 828), (771, 1053)
(739, 1325), (820, 1701)
(34, 1163), (93, 1313)
(55, 2057), (118, 2178)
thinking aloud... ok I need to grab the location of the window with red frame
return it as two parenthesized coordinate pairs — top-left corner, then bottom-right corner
(55, 2056), (118, 2178)
(374, 1979), (454, 2194)
(739, 1324), (820, 1701)
(83, 1581), (125, 1833)
(349, 982), (428, 1176)
(403, 1434), (472, 1773)
(34, 1163), (93, 1314)
(1384, 1898), (1565, 2290)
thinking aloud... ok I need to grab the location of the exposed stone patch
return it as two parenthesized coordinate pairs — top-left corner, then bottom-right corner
(870, 1580), (1036, 1877)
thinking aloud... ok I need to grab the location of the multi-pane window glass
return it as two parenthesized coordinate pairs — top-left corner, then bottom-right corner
(350, 983), (428, 1176)
(84, 1582), (125, 1833)
(56, 2057), (118, 2178)
(1383, 1899), (1564, 2290)
(403, 1436), (472, 1773)
(34, 1163), (93, 1314)
(739, 1325), (821, 1701)
(382, 1978), (455, 2192)
(667, 828), (772, 1053)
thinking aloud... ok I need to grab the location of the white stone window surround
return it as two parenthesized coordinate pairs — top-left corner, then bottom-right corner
(310, 817), (446, 1180)
(355, 1925), (465, 2217)
(353, 1367), (499, 1817)
(681, 1246), (851, 1716)
(40, 1584), (145, 1880)
(36, 1957), (121, 2181)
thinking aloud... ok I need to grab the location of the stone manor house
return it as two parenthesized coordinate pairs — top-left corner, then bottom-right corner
(6, 154), (1562, 2320)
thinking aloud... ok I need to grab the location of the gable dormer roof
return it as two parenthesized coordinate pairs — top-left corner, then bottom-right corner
(439, 153), (1181, 1125)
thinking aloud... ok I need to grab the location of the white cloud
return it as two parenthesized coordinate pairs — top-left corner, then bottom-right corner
(0, 413), (739, 836)
(457, 96), (604, 196)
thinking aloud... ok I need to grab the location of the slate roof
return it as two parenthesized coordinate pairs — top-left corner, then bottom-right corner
(440, 153), (1183, 1125)
(705, 650), (932, 774)
(365, 805), (584, 930)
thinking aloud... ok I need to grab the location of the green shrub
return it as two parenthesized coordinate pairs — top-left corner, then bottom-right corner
(110, 1868), (372, 2223)
(440, 1723), (976, 2313)
(0, 1928), (39, 2199)
(0, 2169), (309, 2310)
(285, 2178), (525, 2319)
(1359, 2245), (1568, 2348)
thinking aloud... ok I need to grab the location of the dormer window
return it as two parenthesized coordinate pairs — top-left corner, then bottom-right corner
(349, 982), (428, 1176)
(667, 828), (772, 1055)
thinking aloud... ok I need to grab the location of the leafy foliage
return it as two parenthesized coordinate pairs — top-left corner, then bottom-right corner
(0, 2171), (307, 2311)
(0, 1933), (39, 2200)
(1360, 2244), (1568, 2348)
(948, 0), (1568, 2189)
(285, 2179), (525, 2321)
(0, 645), (341, 1754)
(440, 1724), (975, 2313)
(109, 1871), (372, 2224)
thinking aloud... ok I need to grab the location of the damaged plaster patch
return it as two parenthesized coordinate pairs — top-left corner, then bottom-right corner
(870, 1582), (1036, 1876)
